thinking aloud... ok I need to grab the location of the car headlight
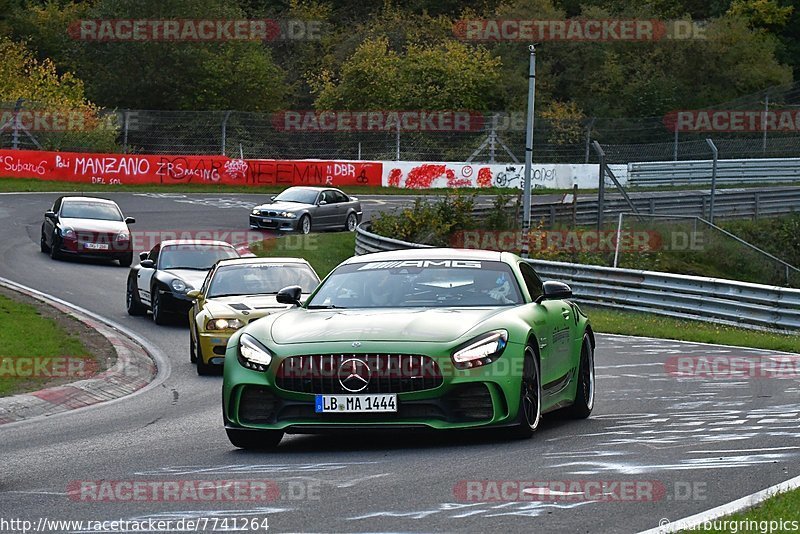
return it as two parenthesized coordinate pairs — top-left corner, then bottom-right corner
(251, 208), (260, 216)
(452, 330), (508, 369)
(278, 211), (297, 219)
(206, 318), (244, 331)
(238, 333), (273, 371)
(61, 227), (76, 239)
(116, 231), (129, 242)
(171, 279), (188, 293)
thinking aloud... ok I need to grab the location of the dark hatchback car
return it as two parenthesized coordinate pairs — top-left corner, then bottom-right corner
(249, 186), (362, 234)
(126, 239), (240, 324)
(41, 196), (136, 266)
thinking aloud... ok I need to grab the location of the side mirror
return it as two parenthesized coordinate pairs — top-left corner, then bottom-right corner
(139, 251), (149, 261)
(45, 211), (56, 220)
(537, 281), (572, 303)
(276, 285), (302, 306)
(186, 289), (201, 299)
(140, 259), (155, 269)
(269, 195), (276, 202)
(125, 217), (136, 224)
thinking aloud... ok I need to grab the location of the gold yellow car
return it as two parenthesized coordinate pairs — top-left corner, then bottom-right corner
(188, 257), (320, 375)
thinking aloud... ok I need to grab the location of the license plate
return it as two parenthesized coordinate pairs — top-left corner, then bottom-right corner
(315, 394), (397, 413)
(84, 242), (109, 250)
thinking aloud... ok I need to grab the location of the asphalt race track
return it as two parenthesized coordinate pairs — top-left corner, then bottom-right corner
(0, 192), (798, 533)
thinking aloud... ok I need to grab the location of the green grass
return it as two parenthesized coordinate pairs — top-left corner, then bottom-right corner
(3, 176), (798, 196)
(0, 177), (522, 196)
(681, 489), (800, 532)
(0, 293), (93, 397)
(249, 231), (356, 277)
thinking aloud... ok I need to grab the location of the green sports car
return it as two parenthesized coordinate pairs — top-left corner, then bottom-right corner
(222, 248), (595, 449)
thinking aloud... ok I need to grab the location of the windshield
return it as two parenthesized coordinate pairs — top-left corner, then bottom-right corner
(158, 245), (238, 270)
(61, 201), (122, 221)
(208, 263), (319, 297)
(273, 188), (319, 205)
(306, 259), (523, 309)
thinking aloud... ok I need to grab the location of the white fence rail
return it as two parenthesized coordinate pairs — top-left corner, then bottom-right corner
(529, 186), (800, 226)
(628, 158), (800, 187)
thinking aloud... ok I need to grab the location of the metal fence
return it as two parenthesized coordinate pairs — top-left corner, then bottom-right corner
(612, 213), (800, 287)
(354, 223), (800, 332)
(529, 186), (800, 227)
(628, 158), (800, 186)
(6, 99), (800, 163)
(529, 260), (800, 332)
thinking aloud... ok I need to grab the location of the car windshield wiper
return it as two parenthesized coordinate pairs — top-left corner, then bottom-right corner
(306, 304), (347, 309)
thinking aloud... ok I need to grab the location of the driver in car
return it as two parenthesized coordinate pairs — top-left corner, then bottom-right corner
(365, 271), (396, 307)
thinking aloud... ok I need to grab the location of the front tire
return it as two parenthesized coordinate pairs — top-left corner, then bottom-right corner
(118, 251), (133, 267)
(510, 346), (541, 439)
(299, 215), (311, 235)
(49, 233), (62, 260)
(196, 334), (216, 376)
(126, 278), (146, 316)
(189, 326), (198, 363)
(568, 333), (595, 419)
(226, 428), (283, 450)
(345, 212), (357, 232)
(151, 288), (169, 325)
(40, 228), (50, 253)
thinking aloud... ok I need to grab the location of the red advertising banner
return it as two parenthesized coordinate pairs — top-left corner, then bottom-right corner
(0, 149), (382, 187)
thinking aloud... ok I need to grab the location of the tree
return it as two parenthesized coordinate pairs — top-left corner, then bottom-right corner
(311, 36), (502, 110)
(0, 36), (117, 150)
(11, 0), (287, 111)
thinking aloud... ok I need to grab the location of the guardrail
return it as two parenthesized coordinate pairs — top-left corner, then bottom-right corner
(355, 223), (800, 332)
(529, 260), (800, 332)
(628, 158), (800, 187)
(529, 186), (800, 227)
(354, 223), (433, 255)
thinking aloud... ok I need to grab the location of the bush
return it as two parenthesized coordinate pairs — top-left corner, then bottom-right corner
(370, 193), (474, 246)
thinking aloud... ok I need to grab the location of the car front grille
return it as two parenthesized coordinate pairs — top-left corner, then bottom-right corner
(236, 383), (495, 425)
(259, 210), (279, 217)
(275, 354), (443, 394)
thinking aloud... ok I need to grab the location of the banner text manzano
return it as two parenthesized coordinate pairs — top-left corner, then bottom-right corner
(0, 149), (382, 187)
